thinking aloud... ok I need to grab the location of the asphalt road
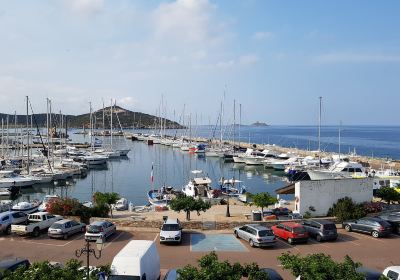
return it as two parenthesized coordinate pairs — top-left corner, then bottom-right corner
(0, 228), (399, 279)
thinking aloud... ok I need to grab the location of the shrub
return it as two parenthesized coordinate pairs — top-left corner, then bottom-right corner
(327, 197), (366, 222)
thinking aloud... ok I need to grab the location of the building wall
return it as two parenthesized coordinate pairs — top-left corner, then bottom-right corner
(294, 178), (373, 216)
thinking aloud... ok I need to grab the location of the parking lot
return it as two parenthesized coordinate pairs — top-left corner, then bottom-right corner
(0, 228), (398, 279)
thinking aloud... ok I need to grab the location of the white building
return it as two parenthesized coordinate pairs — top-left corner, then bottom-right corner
(292, 178), (373, 216)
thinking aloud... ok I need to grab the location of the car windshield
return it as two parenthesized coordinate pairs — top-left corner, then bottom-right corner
(87, 225), (101, 233)
(258, 230), (273, 237)
(50, 224), (63, 229)
(293, 227), (306, 234)
(162, 224), (180, 231)
(323, 224), (336, 230)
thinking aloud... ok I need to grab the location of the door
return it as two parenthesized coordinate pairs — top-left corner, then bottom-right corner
(70, 221), (81, 234)
(353, 220), (368, 232)
(238, 226), (247, 239)
(11, 212), (27, 224)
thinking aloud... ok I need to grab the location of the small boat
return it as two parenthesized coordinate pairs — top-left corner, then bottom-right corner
(147, 187), (175, 207)
(12, 200), (41, 214)
(38, 195), (59, 212)
(117, 149), (130, 156)
(83, 155), (108, 166)
(113, 198), (129, 211)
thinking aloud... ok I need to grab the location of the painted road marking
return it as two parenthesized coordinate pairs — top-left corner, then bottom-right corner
(275, 239), (300, 252)
(153, 233), (159, 242)
(104, 231), (125, 249)
(190, 234), (247, 252)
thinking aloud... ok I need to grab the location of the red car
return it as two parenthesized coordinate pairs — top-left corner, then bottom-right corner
(271, 222), (308, 244)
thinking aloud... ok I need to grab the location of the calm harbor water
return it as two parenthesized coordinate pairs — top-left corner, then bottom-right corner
(12, 125), (400, 205)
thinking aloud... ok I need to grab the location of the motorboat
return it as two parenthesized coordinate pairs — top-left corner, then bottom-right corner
(307, 161), (366, 180)
(0, 171), (37, 188)
(218, 178), (246, 198)
(244, 150), (277, 165)
(12, 200), (41, 214)
(38, 195), (59, 212)
(117, 149), (130, 156)
(113, 198), (129, 211)
(83, 154), (108, 166)
(233, 148), (253, 163)
(147, 186), (176, 207)
(182, 171), (221, 202)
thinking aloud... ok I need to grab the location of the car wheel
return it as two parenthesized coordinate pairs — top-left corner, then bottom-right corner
(33, 227), (40, 237)
(5, 225), (11, 235)
(344, 225), (352, 232)
(234, 231), (239, 238)
(63, 233), (68, 240)
(288, 238), (293, 244)
(316, 235), (322, 242)
(371, 231), (379, 238)
(249, 239), (255, 247)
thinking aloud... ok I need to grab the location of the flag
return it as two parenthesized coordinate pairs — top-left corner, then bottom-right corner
(150, 163), (154, 183)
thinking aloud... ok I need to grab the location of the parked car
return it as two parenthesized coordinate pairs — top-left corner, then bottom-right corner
(164, 268), (179, 280)
(272, 207), (291, 216)
(343, 217), (392, 238)
(271, 222), (308, 244)
(160, 218), (182, 244)
(383, 266), (400, 280)
(109, 240), (160, 280)
(356, 267), (384, 280)
(11, 212), (62, 237)
(0, 258), (30, 278)
(234, 224), (276, 247)
(377, 212), (400, 234)
(0, 211), (28, 235)
(261, 268), (283, 280)
(300, 219), (338, 242)
(48, 219), (86, 240)
(85, 221), (116, 242)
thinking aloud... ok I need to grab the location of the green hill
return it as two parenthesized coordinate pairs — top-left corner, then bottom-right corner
(0, 106), (183, 129)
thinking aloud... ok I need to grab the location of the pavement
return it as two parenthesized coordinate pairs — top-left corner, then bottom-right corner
(0, 228), (399, 279)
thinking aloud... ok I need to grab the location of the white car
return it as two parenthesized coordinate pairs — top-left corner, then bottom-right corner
(383, 266), (400, 280)
(159, 218), (182, 244)
(0, 211), (28, 235)
(85, 221), (116, 242)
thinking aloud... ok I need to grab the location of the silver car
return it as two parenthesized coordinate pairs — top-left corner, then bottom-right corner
(234, 224), (276, 247)
(48, 219), (86, 239)
(85, 221), (116, 241)
(0, 211), (28, 235)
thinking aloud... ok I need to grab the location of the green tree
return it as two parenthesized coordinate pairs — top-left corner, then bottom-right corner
(376, 186), (400, 204)
(2, 259), (110, 280)
(248, 192), (278, 213)
(169, 195), (211, 221)
(177, 251), (270, 280)
(93, 192), (120, 218)
(327, 197), (366, 222)
(278, 252), (366, 280)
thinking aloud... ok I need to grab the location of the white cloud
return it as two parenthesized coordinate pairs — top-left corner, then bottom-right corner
(314, 52), (400, 63)
(252, 31), (274, 40)
(152, 0), (225, 45)
(239, 54), (259, 65)
(64, 0), (104, 16)
(117, 97), (138, 109)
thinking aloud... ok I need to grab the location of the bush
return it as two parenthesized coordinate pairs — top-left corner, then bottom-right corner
(363, 201), (384, 213)
(327, 197), (366, 222)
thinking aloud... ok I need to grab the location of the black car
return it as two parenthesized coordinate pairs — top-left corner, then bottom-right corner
(261, 268), (284, 280)
(343, 217), (392, 238)
(377, 212), (400, 234)
(0, 258), (30, 278)
(301, 219), (338, 242)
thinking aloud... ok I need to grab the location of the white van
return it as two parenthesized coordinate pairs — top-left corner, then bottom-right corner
(109, 240), (160, 280)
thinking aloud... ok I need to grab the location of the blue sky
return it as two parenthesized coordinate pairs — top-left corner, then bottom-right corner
(0, 0), (399, 125)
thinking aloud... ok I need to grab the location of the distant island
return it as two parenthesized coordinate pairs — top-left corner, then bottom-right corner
(0, 106), (184, 129)
(251, 121), (269, 127)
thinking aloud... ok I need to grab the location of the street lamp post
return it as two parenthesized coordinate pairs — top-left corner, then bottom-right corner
(75, 238), (104, 280)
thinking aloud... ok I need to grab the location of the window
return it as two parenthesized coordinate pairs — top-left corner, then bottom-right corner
(310, 221), (320, 229)
(65, 222), (71, 228)
(258, 230), (273, 237)
(293, 227), (306, 234)
(162, 224), (180, 231)
(71, 221), (79, 226)
(2, 216), (9, 222)
(348, 168), (355, 173)
(276, 224), (284, 229)
(42, 216), (47, 221)
(355, 168), (362, 172)
(323, 224), (336, 230)
(12, 212), (25, 219)
(387, 270), (399, 280)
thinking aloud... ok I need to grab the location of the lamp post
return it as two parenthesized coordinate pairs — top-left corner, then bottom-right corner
(75, 238), (104, 280)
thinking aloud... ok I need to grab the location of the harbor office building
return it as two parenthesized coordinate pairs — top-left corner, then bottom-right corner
(277, 178), (373, 216)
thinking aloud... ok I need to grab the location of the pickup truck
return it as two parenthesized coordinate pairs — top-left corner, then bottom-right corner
(11, 212), (62, 237)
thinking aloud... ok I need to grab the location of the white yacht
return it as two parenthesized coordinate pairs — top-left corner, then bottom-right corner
(244, 150), (277, 165)
(38, 194), (59, 211)
(0, 171), (37, 188)
(83, 154), (108, 166)
(182, 171), (220, 202)
(233, 148), (253, 163)
(307, 161), (366, 180)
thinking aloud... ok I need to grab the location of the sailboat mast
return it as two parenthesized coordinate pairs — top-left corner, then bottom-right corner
(110, 99), (113, 149)
(339, 120), (342, 159)
(1, 118), (3, 157)
(26, 96), (30, 174)
(233, 99), (236, 152)
(239, 103), (242, 148)
(318, 96), (322, 153)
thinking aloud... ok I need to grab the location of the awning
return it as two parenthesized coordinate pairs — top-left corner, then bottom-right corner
(275, 182), (295, 194)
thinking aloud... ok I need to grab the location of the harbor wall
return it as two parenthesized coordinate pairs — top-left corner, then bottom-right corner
(295, 178), (373, 216)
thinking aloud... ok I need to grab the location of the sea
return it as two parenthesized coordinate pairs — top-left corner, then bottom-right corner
(10, 125), (400, 206)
